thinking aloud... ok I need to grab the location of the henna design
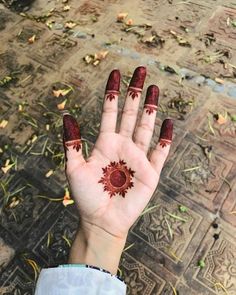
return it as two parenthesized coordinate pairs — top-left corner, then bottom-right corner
(98, 160), (135, 198)
(128, 87), (142, 100)
(105, 69), (120, 101)
(144, 85), (159, 115)
(128, 66), (146, 100)
(63, 114), (82, 152)
(159, 119), (173, 148)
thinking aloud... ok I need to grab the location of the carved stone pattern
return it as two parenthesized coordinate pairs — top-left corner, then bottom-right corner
(121, 253), (165, 295)
(33, 210), (78, 266)
(197, 239), (236, 294)
(169, 142), (232, 198)
(29, 34), (77, 69)
(133, 196), (201, 262)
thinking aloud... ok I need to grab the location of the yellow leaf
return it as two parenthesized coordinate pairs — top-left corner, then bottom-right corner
(57, 99), (67, 110)
(46, 124), (50, 131)
(45, 170), (54, 178)
(65, 21), (76, 29)
(1, 163), (15, 174)
(63, 5), (70, 11)
(52, 88), (72, 97)
(117, 12), (128, 22)
(94, 50), (109, 60)
(215, 113), (227, 125)
(63, 199), (74, 207)
(0, 120), (8, 129)
(28, 34), (36, 44)
(126, 18), (133, 26)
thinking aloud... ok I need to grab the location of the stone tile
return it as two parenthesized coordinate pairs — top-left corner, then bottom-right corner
(184, 221), (236, 294)
(161, 132), (236, 212)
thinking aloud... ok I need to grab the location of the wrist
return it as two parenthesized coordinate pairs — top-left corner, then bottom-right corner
(68, 220), (127, 275)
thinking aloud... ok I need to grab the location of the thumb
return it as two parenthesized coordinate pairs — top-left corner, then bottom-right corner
(63, 112), (86, 175)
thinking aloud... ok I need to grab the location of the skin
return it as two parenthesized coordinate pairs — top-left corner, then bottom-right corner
(63, 67), (173, 275)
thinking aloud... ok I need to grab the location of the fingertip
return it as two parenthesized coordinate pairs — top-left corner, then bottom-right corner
(129, 66), (147, 89)
(145, 85), (160, 106)
(106, 69), (121, 91)
(159, 119), (173, 148)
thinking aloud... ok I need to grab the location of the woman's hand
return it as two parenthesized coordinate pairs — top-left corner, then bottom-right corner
(63, 67), (173, 273)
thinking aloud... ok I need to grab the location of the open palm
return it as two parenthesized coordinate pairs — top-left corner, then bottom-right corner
(63, 67), (173, 239)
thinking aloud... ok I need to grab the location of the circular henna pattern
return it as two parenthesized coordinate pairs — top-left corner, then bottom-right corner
(98, 160), (135, 198)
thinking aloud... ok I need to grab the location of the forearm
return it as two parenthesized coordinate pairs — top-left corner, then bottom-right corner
(68, 221), (127, 275)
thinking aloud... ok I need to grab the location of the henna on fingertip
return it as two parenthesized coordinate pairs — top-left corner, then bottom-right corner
(63, 114), (82, 152)
(144, 85), (159, 115)
(105, 69), (121, 101)
(128, 66), (146, 99)
(159, 119), (173, 148)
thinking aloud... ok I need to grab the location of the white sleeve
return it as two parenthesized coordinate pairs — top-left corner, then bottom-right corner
(35, 266), (127, 295)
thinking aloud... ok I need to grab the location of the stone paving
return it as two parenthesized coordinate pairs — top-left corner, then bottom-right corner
(0, 0), (236, 294)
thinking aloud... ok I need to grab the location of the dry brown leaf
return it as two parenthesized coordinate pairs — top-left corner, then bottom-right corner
(126, 19), (133, 26)
(63, 5), (71, 11)
(52, 88), (72, 97)
(28, 35), (36, 44)
(64, 21), (76, 29)
(45, 170), (54, 178)
(57, 99), (67, 110)
(216, 114), (227, 125)
(94, 50), (109, 60)
(117, 12), (128, 22)
(0, 120), (8, 129)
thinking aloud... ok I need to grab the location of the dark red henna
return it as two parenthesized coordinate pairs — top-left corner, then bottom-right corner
(144, 85), (159, 115)
(159, 119), (173, 148)
(98, 160), (135, 198)
(128, 66), (146, 99)
(63, 114), (82, 152)
(105, 69), (120, 101)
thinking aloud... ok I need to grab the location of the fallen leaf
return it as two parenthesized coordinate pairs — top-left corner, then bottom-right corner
(94, 50), (109, 60)
(0, 120), (8, 129)
(63, 199), (74, 206)
(126, 19), (133, 26)
(214, 113), (227, 125)
(52, 88), (72, 97)
(64, 21), (76, 29)
(57, 99), (67, 110)
(45, 170), (54, 178)
(117, 12), (128, 22)
(1, 162), (15, 174)
(63, 5), (71, 11)
(28, 35), (36, 44)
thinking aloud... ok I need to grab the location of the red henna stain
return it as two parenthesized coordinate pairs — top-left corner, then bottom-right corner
(144, 85), (159, 115)
(128, 66), (146, 99)
(159, 119), (173, 148)
(144, 104), (158, 115)
(63, 114), (82, 152)
(105, 69), (120, 101)
(98, 160), (135, 198)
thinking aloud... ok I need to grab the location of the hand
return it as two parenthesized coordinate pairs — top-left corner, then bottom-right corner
(63, 67), (173, 273)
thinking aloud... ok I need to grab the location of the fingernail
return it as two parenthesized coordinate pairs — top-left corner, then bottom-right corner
(144, 85), (159, 114)
(159, 119), (173, 148)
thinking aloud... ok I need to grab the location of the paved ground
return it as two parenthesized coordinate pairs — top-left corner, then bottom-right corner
(0, 0), (236, 294)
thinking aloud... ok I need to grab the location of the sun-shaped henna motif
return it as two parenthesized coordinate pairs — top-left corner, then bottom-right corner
(98, 160), (135, 198)
(128, 87), (142, 100)
(144, 104), (158, 115)
(159, 139), (172, 148)
(105, 90), (119, 101)
(65, 139), (82, 152)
